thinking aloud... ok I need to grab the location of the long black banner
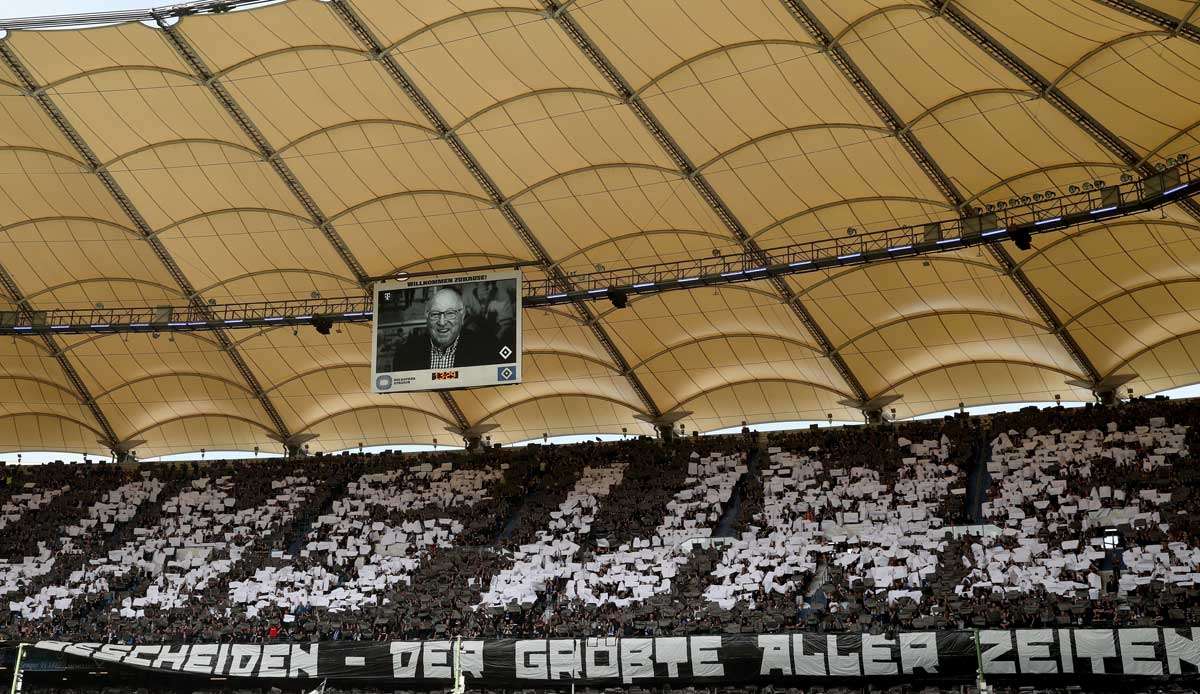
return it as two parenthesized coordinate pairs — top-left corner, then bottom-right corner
(31, 629), (1200, 685)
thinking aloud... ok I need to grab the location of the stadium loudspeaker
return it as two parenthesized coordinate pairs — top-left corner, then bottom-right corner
(1143, 167), (1181, 198)
(963, 212), (997, 238)
(923, 223), (942, 243)
(0, 311), (15, 328)
(151, 306), (173, 325)
(1012, 228), (1033, 251)
(607, 288), (628, 309)
(311, 315), (334, 335)
(1100, 185), (1121, 208)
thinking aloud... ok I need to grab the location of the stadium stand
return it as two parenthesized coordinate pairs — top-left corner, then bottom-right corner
(0, 398), (1195, 649)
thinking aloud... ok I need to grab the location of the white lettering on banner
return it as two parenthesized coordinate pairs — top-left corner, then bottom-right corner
(1120, 628), (1163, 676)
(63, 643), (97, 660)
(516, 640), (548, 680)
(655, 637), (687, 678)
(289, 645), (318, 679)
(980, 631), (1016, 674)
(827, 635), (861, 676)
(390, 642), (420, 678)
(213, 645), (231, 676)
(1016, 629), (1057, 674)
(1058, 629), (1074, 673)
(226, 645), (260, 677)
(548, 639), (581, 680)
(1165, 628), (1200, 674)
(94, 644), (131, 664)
(422, 641), (451, 679)
(691, 636), (724, 677)
(900, 632), (939, 674)
(257, 645), (289, 678)
(30, 630), (1200, 683)
(460, 641), (484, 678)
(620, 638), (653, 683)
(862, 634), (897, 676)
(183, 644), (220, 675)
(153, 645), (189, 671)
(124, 645), (160, 668)
(512, 637), (738, 681)
(1075, 629), (1117, 674)
(584, 638), (619, 679)
(759, 635), (791, 676)
(793, 634), (825, 676)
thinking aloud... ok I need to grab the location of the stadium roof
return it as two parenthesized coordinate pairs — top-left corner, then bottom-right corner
(1, 0), (1199, 457)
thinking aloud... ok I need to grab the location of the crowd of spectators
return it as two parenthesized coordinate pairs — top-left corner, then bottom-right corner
(0, 397), (1197, 646)
(947, 398), (1200, 629)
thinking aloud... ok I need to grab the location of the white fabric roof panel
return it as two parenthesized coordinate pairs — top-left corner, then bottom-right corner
(0, 0), (1197, 456)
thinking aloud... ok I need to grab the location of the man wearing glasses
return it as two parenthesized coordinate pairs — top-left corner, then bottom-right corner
(390, 286), (505, 372)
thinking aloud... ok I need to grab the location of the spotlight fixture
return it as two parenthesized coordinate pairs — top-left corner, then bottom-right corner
(310, 291), (321, 299)
(1068, 185), (1080, 194)
(996, 200), (1007, 209)
(1008, 198), (1019, 207)
(310, 314), (334, 335)
(1082, 183), (1093, 191)
(1156, 162), (1167, 171)
(1094, 180), (1105, 189)
(1044, 190), (1055, 199)
(985, 203), (995, 212)
(1012, 228), (1032, 251)
(1020, 195), (1031, 204)
(1032, 193), (1043, 202)
(1178, 152), (1189, 162)
(847, 227), (857, 236)
(1120, 173), (1133, 183)
(607, 288), (628, 309)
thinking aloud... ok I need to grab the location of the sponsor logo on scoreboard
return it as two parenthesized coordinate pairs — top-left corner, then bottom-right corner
(431, 370), (459, 381)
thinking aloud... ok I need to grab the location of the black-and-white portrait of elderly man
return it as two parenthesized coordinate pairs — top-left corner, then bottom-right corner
(389, 286), (506, 371)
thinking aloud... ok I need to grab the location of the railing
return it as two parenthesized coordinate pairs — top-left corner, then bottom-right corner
(523, 158), (1198, 305)
(1, 160), (1195, 334)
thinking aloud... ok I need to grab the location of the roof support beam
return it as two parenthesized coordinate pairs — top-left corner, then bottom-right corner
(541, 0), (869, 402)
(155, 21), (371, 287)
(983, 243), (1100, 383)
(1094, 0), (1200, 45)
(928, 0), (1200, 222)
(0, 39), (293, 442)
(439, 392), (470, 432)
(780, 0), (1103, 386)
(0, 265), (120, 446)
(778, 0), (963, 207)
(325, 0), (661, 419)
